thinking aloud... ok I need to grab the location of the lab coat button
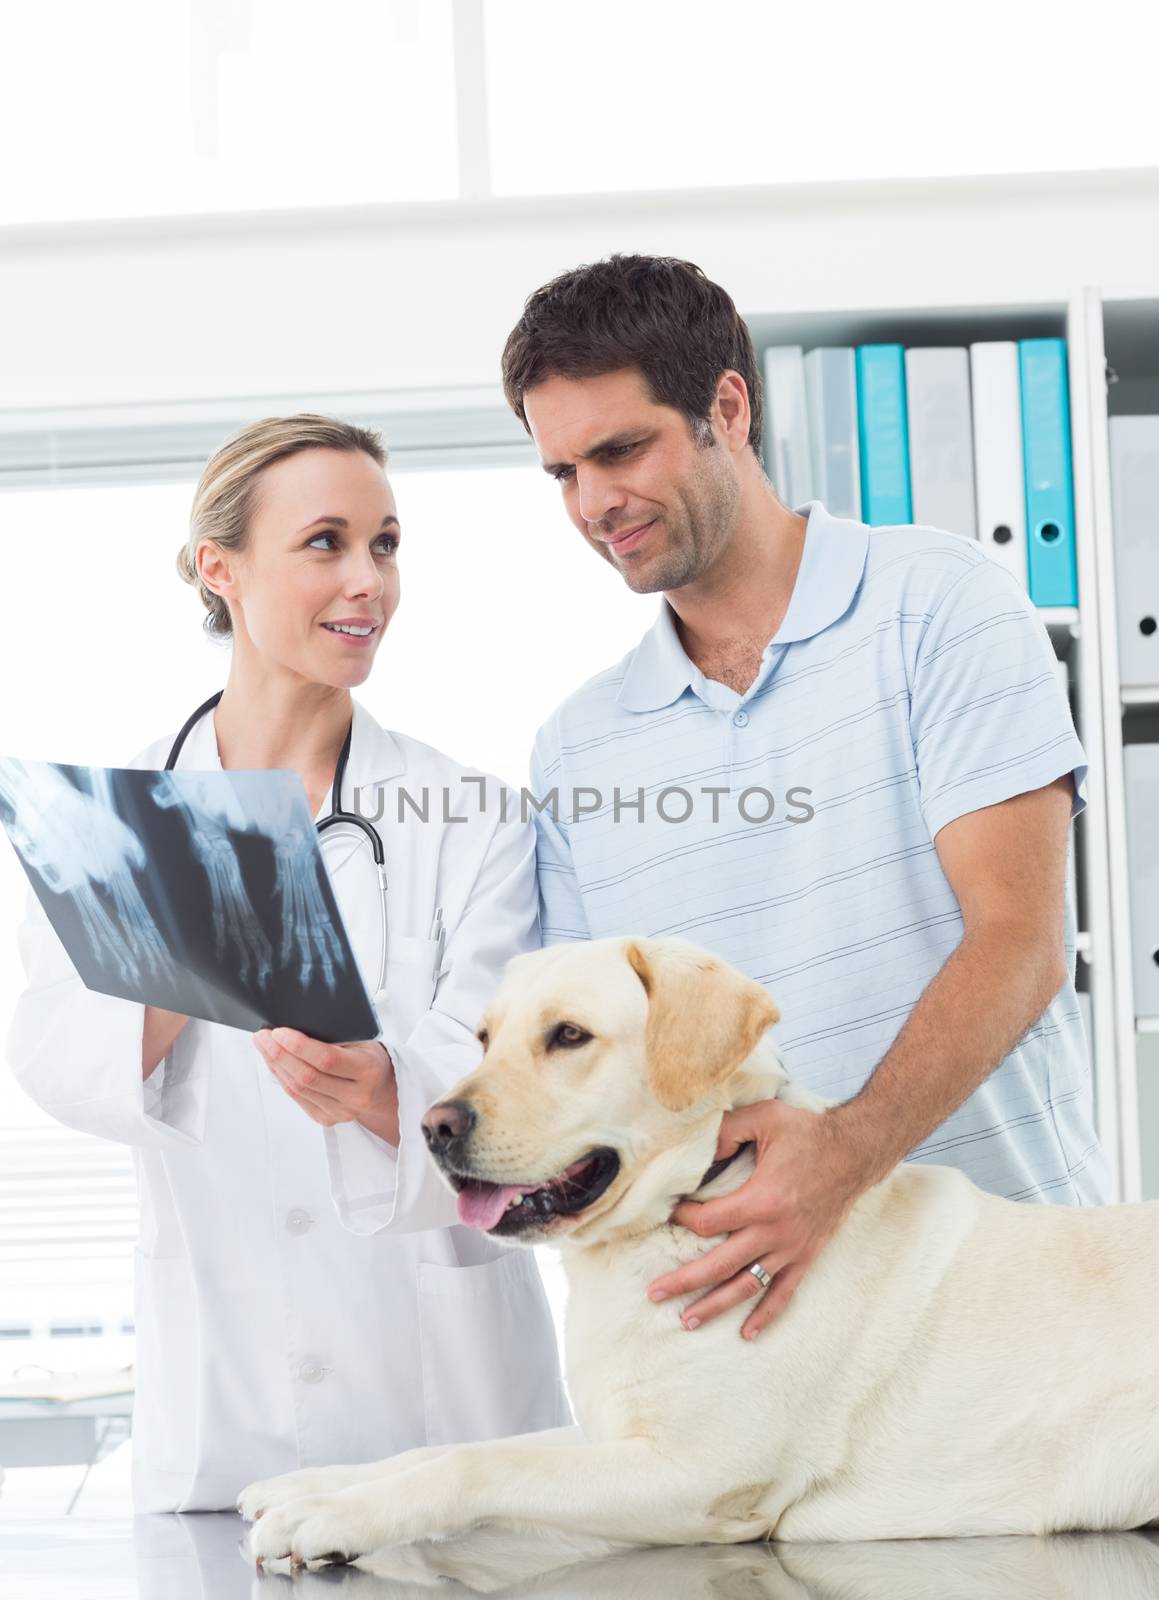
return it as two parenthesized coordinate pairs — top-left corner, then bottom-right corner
(285, 1209), (314, 1235)
(298, 1360), (326, 1384)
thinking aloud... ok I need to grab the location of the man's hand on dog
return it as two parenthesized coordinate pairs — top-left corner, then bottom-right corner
(254, 1027), (400, 1146)
(647, 1099), (871, 1339)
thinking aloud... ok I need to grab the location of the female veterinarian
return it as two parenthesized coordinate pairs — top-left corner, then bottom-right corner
(7, 415), (570, 1512)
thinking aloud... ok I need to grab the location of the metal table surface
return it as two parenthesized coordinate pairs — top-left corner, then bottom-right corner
(3, 1514), (1159, 1598)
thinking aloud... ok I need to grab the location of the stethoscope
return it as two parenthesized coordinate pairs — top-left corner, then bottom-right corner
(164, 690), (392, 997)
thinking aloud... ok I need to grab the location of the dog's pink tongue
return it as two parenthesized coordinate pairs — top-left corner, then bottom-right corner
(457, 1183), (526, 1231)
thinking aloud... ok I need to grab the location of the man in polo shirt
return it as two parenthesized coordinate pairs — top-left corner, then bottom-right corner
(501, 254), (1109, 1341)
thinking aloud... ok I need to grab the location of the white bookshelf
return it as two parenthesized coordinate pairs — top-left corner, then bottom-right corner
(1085, 288), (1159, 1202)
(747, 295), (1128, 1200)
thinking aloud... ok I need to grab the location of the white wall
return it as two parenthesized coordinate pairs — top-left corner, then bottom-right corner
(5, 167), (1159, 409)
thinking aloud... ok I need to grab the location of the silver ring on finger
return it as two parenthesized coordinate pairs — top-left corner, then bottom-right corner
(748, 1261), (773, 1291)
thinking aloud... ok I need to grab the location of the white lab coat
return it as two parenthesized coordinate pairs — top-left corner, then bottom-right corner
(6, 697), (570, 1512)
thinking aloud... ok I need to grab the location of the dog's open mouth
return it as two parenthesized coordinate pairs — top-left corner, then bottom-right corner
(449, 1147), (621, 1234)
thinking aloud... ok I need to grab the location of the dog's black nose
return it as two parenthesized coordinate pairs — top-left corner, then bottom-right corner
(421, 1099), (476, 1148)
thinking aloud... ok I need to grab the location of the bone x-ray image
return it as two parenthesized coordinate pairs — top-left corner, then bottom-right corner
(0, 756), (378, 1043)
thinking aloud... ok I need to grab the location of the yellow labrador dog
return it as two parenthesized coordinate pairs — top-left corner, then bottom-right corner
(242, 937), (1159, 1567)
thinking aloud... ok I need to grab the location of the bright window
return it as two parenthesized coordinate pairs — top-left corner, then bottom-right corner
(380, 462), (652, 785)
(0, 479), (205, 1378)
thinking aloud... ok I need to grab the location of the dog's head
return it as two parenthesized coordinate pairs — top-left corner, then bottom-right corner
(420, 936), (782, 1247)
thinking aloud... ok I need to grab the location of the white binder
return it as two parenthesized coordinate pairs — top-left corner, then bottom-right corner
(905, 347), (977, 539)
(763, 346), (814, 508)
(1108, 416), (1159, 690)
(804, 347), (861, 520)
(1124, 743), (1159, 1019)
(970, 342), (1028, 589)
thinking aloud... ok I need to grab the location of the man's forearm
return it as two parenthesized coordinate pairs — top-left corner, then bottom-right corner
(828, 921), (1067, 1190)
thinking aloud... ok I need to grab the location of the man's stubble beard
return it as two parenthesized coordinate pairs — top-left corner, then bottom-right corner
(611, 447), (740, 597)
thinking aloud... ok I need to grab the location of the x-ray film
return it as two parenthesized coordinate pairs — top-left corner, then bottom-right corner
(0, 757), (379, 1044)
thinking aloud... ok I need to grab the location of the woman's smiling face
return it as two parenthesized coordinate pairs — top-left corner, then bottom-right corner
(210, 446), (401, 687)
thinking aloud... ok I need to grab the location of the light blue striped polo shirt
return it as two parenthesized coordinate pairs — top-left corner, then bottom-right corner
(529, 500), (1110, 1205)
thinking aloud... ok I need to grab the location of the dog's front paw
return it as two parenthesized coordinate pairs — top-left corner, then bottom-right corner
(247, 1488), (392, 1569)
(237, 1464), (369, 1523)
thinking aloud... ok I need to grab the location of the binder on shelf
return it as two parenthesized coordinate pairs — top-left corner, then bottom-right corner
(1020, 339), (1078, 607)
(904, 347), (977, 540)
(856, 344), (911, 526)
(970, 341), (1028, 589)
(763, 346), (814, 508)
(805, 347), (861, 520)
(1108, 416), (1159, 691)
(1124, 743), (1159, 1019)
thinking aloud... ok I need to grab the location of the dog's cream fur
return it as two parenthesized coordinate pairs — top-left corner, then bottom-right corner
(242, 937), (1159, 1568)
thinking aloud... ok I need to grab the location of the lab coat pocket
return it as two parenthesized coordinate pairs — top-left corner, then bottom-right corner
(375, 934), (441, 1040)
(417, 1247), (568, 1447)
(142, 1016), (210, 1144)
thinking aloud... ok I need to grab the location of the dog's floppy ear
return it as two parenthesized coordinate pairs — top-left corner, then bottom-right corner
(625, 939), (780, 1112)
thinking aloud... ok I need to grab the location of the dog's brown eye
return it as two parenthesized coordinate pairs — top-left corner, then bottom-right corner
(477, 1029), (489, 1051)
(548, 1022), (592, 1051)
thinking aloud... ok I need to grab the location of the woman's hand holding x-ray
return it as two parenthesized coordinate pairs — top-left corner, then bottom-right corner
(253, 1027), (400, 1147)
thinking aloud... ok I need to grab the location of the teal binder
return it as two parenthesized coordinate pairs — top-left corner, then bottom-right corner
(856, 345), (912, 526)
(1019, 339), (1078, 607)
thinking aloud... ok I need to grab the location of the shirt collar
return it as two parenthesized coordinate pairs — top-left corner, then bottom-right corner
(616, 500), (870, 714)
(179, 694), (407, 796)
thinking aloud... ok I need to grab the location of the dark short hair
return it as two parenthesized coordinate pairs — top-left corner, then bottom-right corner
(501, 254), (763, 453)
